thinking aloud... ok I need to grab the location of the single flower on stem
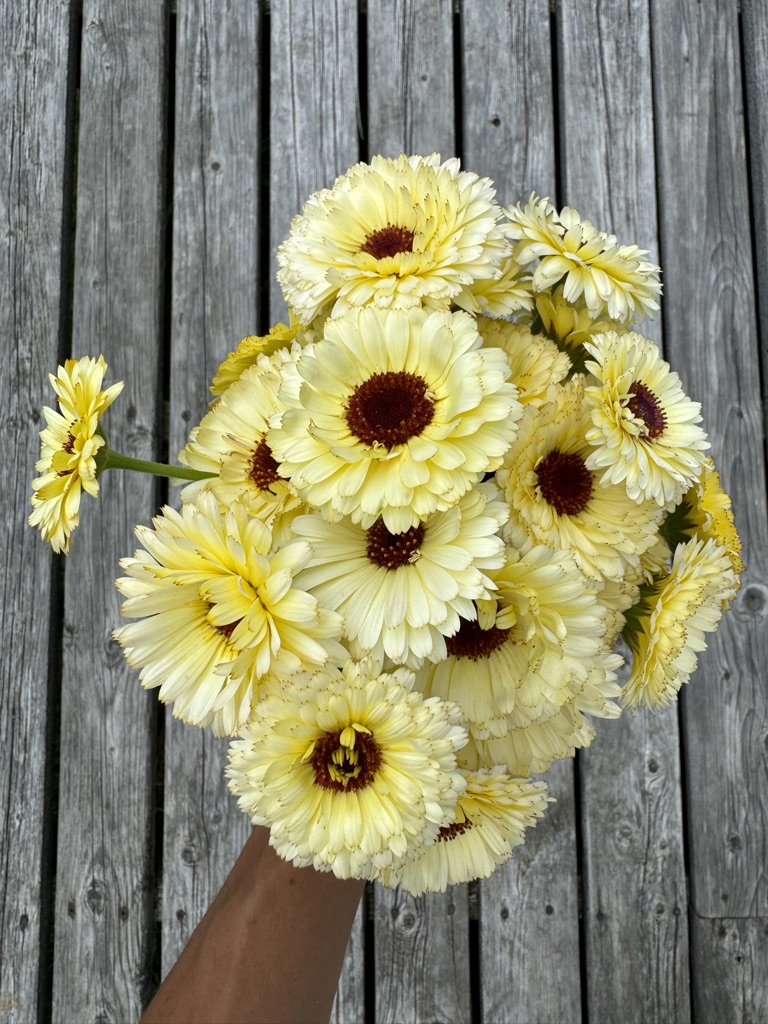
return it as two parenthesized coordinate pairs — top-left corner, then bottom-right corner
(621, 536), (739, 710)
(29, 355), (124, 554)
(379, 766), (550, 894)
(30, 355), (217, 555)
(505, 195), (661, 323)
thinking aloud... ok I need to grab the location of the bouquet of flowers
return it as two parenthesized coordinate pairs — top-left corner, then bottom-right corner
(30, 154), (742, 894)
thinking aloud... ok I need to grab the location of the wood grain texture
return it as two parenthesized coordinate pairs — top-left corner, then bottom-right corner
(480, 760), (581, 1024)
(374, 885), (471, 1024)
(651, 0), (768, 919)
(580, 707), (690, 1024)
(557, 1), (690, 1019)
(161, 0), (261, 980)
(50, 4), (168, 1022)
(0, 3), (74, 1021)
(461, 0), (555, 200)
(330, 897), (366, 1024)
(691, 916), (768, 1024)
(268, 0), (359, 321)
(742, 0), (768, 446)
(366, 0), (455, 160)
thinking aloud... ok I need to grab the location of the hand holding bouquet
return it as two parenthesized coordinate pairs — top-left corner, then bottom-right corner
(30, 154), (742, 894)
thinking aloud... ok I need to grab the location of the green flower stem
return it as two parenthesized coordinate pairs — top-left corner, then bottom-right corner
(98, 446), (216, 482)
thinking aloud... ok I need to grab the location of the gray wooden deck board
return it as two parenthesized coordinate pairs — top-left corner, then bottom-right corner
(743, 0), (768, 458)
(691, 916), (768, 1024)
(49, 4), (169, 1022)
(0, 4), (74, 1021)
(366, 0), (456, 160)
(480, 760), (581, 1024)
(2, 1), (767, 1021)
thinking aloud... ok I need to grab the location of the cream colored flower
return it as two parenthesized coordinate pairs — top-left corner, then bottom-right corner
(293, 483), (508, 667)
(461, 706), (596, 777)
(683, 457), (743, 576)
(277, 154), (509, 324)
(456, 255), (534, 317)
(210, 320), (301, 397)
(637, 533), (672, 581)
(596, 575), (641, 645)
(226, 658), (468, 879)
(499, 377), (662, 580)
(534, 287), (624, 351)
(571, 646), (624, 720)
(506, 196), (661, 322)
(583, 331), (709, 505)
(269, 306), (522, 532)
(477, 317), (571, 406)
(417, 544), (609, 736)
(380, 767), (549, 894)
(114, 493), (345, 735)
(179, 345), (304, 526)
(622, 537), (738, 710)
(29, 355), (124, 554)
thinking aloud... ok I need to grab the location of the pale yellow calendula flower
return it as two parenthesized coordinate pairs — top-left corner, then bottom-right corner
(29, 354), (124, 554)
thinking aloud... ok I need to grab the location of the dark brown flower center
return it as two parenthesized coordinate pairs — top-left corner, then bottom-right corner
(536, 450), (593, 516)
(437, 819), (474, 842)
(366, 519), (424, 568)
(215, 619), (241, 640)
(56, 431), (77, 475)
(346, 371), (434, 448)
(310, 728), (382, 792)
(626, 380), (666, 438)
(248, 437), (281, 490)
(206, 603), (242, 642)
(445, 617), (511, 660)
(359, 224), (415, 260)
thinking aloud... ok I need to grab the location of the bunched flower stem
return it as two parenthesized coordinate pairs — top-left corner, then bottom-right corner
(97, 446), (216, 482)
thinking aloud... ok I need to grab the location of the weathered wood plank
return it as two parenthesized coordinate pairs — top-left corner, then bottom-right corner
(557, 2), (690, 1019)
(0, 3), (74, 1021)
(268, 0), (359, 322)
(690, 916), (768, 1024)
(462, 6), (584, 1020)
(362, 10), (471, 1020)
(580, 706), (690, 1023)
(461, 0), (555, 198)
(161, 0), (261, 980)
(651, 0), (768, 922)
(331, 898), (366, 1024)
(479, 761), (580, 1024)
(51, 5), (168, 1021)
(742, 0), (768, 441)
(366, 0), (455, 160)
(374, 885), (471, 1024)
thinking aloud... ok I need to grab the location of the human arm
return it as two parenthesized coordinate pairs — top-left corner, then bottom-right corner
(140, 827), (364, 1024)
